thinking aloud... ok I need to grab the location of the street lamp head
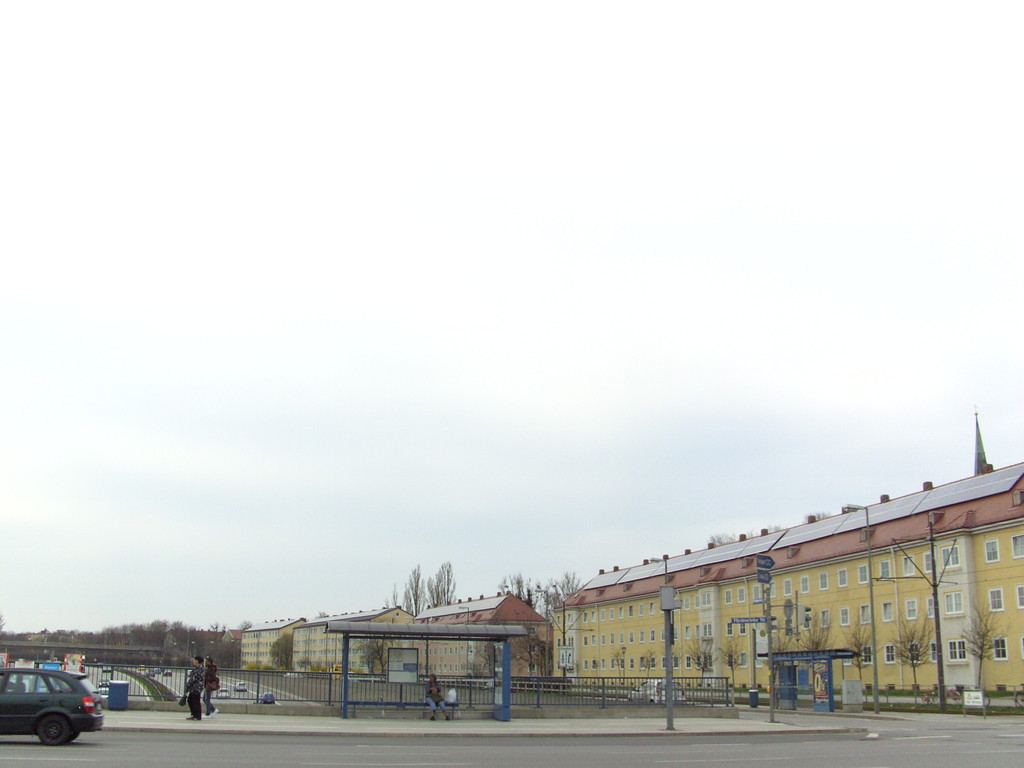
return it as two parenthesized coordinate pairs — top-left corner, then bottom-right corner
(842, 504), (868, 514)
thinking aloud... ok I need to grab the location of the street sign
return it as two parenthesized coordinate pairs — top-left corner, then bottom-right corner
(756, 554), (775, 570)
(756, 568), (772, 584)
(729, 616), (769, 624)
(752, 597), (768, 604)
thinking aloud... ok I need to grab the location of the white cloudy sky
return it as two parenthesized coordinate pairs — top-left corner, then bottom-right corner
(2, 2), (1022, 635)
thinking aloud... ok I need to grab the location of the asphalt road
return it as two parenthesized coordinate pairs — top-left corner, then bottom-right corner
(0, 713), (1022, 768)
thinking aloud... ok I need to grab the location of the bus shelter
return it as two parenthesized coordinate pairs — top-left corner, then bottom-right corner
(324, 620), (527, 720)
(770, 648), (857, 713)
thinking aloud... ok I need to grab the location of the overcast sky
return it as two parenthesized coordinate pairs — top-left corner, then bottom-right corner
(2, 2), (1022, 635)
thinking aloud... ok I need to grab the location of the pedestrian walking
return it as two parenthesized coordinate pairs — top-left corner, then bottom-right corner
(204, 656), (220, 717)
(185, 655), (205, 720)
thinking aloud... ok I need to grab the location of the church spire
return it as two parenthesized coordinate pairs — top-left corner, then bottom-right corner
(974, 409), (988, 475)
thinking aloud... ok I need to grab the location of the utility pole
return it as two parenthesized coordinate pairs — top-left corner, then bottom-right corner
(929, 511), (947, 712)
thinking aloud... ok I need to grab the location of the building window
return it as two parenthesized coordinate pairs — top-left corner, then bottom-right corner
(839, 607), (850, 626)
(927, 596), (935, 618)
(628, 631), (634, 644)
(800, 575), (810, 593)
(985, 539), (1000, 563)
(682, 596), (691, 611)
(948, 639), (967, 662)
(820, 609), (830, 628)
(724, 589), (732, 605)
(879, 560), (891, 580)
(783, 579), (792, 597)
(862, 645), (873, 664)
(990, 588), (1004, 611)
(859, 604), (871, 624)
(582, 613), (588, 624)
(702, 592), (712, 608)
(858, 564), (869, 585)
(837, 568), (848, 588)
(638, 604), (644, 617)
(726, 622), (733, 636)
(629, 657), (635, 670)
(924, 551), (933, 574)
(882, 601), (894, 622)
(649, 602), (655, 615)
(684, 625), (691, 640)
(703, 623), (712, 637)
(583, 636), (588, 646)
(1017, 585), (1024, 609)
(1013, 534), (1024, 559)
(601, 609), (606, 621)
(944, 592), (964, 616)
(993, 637), (1008, 660)
(884, 644), (896, 664)
(628, 605), (634, 618)
(941, 545), (960, 568)
(601, 634), (606, 646)
(739, 623), (747, 636)
(739, 652), (748, 667)
(619, 607), (624, 619)
(906, 598), (918, 620)
(818, 572), (828, 591)
(902, 555), (915, 577)
(650, 629), (656, 642)
(929, 641), (937, 662)
(737, 587), (746, 603)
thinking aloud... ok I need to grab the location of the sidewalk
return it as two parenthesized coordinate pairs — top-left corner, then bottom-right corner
(101, 708), (868, 738)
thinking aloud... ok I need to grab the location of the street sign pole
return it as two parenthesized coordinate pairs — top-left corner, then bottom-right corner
(765, 591), (776, 723)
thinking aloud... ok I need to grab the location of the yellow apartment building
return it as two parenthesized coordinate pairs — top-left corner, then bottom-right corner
(558, 461), (1024, 693)
(292, 608), (413, 672)
(240, 618), (306, 668)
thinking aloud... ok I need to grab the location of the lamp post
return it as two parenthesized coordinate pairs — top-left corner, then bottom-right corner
(843, 504), (880, 714)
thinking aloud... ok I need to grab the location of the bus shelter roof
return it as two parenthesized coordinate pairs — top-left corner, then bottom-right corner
(324, 620), (528, 641)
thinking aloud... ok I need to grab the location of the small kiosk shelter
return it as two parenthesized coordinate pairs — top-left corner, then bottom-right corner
(324, 620), (527, 720)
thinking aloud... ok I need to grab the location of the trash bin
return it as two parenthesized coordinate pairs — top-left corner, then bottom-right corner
(107, 680), (130, 710)
(748, 688), (759, 708)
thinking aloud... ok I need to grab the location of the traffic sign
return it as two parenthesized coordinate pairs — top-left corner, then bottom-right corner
(729, 616), (769, 624)
(756, 554), (775, 570)
(756, 568), (772, 584)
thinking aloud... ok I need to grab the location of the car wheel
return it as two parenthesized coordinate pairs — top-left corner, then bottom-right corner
(37, 714), (72, 745)
(67, 730), (81, 742)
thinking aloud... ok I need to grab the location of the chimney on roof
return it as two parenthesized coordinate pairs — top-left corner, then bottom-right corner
(599, 569), (605, 575)
(480, 595), (484, 599)
(983, 463), (993, 474)
(880, 494), (890, 503)
(707, 541), (715, 549)
(684, 548), (691, 555)
(643, 559), (650, 565)
(761, 528), (769, 536)
(613, 565), (619, 571)
(739, 533), (746, 541)
(807, 515), (817, 524)
(923, 481), (934, 491)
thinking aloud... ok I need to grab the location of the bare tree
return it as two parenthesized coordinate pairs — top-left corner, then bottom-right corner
(684, 637), (715, 677)
(843, 623), (873, 683)
(269, 635), (293, 669)
(799, 615), (832, 652)
(718, 635), (744, 690)
(892, 617), (932, 699)
(427, 561), (456, 608)
(963, 603), (1000, 688)
(403, 565), (427, 616)
(385, 585), (401, 609)
(542, 571), (582, 618)
(499, 572), (542, 608)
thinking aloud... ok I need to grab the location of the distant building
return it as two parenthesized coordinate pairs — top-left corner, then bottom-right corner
(292, 608), (413, 672)
(240, 618), (306, 668)
(416, 593), (551, 676)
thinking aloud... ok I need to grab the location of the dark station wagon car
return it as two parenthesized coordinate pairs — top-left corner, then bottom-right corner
(0, 668), (104, 745)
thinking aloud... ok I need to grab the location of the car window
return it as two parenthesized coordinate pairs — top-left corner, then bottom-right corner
(3, 672), (47, 694)
(49, 676), (76, 693)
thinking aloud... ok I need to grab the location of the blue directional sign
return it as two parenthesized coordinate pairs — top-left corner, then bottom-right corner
(756, 568), (772, 584)
(756, 554), (775, 570)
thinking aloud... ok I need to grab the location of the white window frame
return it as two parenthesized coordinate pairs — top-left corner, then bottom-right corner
(989, 588), (1004, 612)
(985, 539), (1000, 563)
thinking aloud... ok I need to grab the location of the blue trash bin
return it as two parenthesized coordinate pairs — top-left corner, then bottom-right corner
(748, 688), (759, 708)
(107, 680), (130, 710)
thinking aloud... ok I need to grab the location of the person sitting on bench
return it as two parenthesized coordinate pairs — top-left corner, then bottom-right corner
(424, 674), (449, 721)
